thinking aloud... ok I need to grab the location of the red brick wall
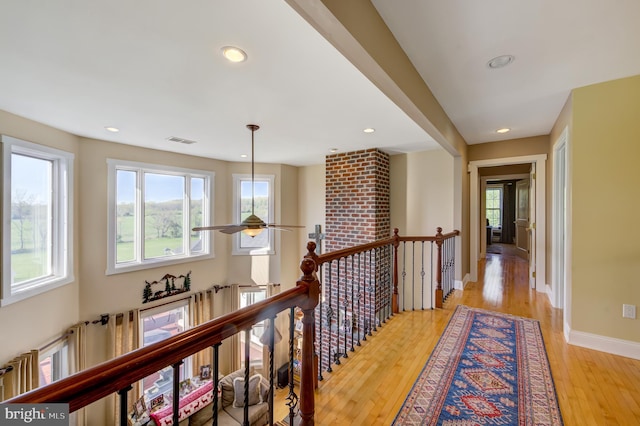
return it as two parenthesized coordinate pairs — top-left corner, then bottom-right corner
(316, 148), (391, 376)
(325, 148), (390, 250)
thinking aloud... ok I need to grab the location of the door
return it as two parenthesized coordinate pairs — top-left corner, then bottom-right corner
(515, 179), (530, 262)
(528, 164), (537, 288)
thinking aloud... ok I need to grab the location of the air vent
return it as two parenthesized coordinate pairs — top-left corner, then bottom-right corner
(167, 136), (197, 145)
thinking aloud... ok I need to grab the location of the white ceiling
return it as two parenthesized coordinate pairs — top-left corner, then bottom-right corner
(1, 1), (639, 166)
(0, 0), (434, 167)
(371, 0), (640, 144)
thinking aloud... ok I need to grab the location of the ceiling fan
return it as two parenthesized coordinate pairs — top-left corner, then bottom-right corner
(193, 124), (304, 237)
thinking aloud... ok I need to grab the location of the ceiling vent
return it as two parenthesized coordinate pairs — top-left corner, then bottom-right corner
(167, 136), (197, 145)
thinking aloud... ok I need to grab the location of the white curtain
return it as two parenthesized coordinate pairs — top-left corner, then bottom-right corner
(106, 310), (140, 425)
(0, 350), (39, 402)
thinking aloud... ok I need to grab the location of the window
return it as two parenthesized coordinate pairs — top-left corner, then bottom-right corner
(232, 174), (274, 255)
(39, 341), (69, 387)
(107, 159), (213, 274)
(140, 301), (191, 400)
(239, 287), (267, 368)
(486, 186), (503, 227)
(1, 136), (74, 306)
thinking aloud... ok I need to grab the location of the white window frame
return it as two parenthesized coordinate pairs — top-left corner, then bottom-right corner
(1, 136), (74, 306)
(139, 299), (192, 398)
(39, 340), (70, 387)
(232, 174), (275, 255)
(106, 159), (214, 275)
(485, 184), (503, 228)
(238, 286), (267, 369)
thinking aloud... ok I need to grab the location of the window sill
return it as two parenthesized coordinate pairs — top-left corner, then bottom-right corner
(106, 252), (214, 275)
(1, 275), (75, 307)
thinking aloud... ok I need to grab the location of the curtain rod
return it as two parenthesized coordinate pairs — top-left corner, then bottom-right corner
(0, 365), (14, 377)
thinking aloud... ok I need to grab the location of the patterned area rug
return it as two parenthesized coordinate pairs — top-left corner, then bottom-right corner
(393, 305), (563, 425)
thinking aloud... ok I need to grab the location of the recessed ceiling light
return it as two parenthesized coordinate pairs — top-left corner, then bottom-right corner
(487, 55), (515, 69)
(363, 128), (375, 133)
(240, 154), (248, 158)
(496, 128), (511, 134)
(105, 126), (119, 133)
(221, 46), (247, 63)
(329, 148), (338, 153)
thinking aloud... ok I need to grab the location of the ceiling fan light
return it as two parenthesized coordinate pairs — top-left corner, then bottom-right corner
(242, 227), (263, 238)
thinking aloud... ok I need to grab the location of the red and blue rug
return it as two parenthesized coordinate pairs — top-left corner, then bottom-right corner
(393, 305), (563, 425)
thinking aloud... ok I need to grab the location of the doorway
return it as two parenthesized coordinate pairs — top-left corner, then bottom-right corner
(469, 154), (547, 293)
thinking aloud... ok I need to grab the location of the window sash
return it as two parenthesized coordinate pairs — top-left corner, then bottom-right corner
(106, 159), (213, 274)
(486, 187), (503, 227)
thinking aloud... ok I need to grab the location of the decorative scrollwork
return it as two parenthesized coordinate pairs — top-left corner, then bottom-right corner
(286, 391), (299, 411)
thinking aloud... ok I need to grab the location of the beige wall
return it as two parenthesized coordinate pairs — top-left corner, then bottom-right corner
(297, 164), (326, 257)
(0, 112), (308, 370)
(390, 149), (455, 236)
(0, 111), (81, 362)
(468, 136), (549, 162)
(569, 75), (640, 342)
(78, 137), (232, 318)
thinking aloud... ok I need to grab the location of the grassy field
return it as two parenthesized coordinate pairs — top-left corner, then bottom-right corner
(11, 214), (190, 281)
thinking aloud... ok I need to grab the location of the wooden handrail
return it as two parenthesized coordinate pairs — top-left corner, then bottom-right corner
(6, 277), (317, 415)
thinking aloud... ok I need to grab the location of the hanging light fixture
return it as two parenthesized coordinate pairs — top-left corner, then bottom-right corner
(192, 125), (303, 236)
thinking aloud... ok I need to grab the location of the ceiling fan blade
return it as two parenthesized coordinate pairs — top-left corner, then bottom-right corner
(266, 224), (305, 231)
(193, 224), (247, 233)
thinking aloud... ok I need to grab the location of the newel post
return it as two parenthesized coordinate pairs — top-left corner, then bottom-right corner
(435, 227), (444, 308)
(392, 228), (400, 314)
(297, 257), (320, 425)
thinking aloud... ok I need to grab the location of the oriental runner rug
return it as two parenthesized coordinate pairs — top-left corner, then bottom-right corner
(393, 305), (563, 425)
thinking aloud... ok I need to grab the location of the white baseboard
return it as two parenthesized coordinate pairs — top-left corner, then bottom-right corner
(545, 284), (556, 307)
(566, 327), (640, 360)
(454, 274), (470, 291)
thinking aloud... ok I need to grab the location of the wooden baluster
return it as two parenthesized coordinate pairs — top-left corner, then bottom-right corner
(304, 242), (323, 382)
(392, 229), (399, 313)
(298, 258), (320, 426)
(435, 227), (444, 308)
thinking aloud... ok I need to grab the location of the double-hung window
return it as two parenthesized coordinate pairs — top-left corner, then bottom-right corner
(107, 159), (213, 274)
(486, 185), (503, 227)
(1, 136), (74, 306)
(232, 174), (274, 255)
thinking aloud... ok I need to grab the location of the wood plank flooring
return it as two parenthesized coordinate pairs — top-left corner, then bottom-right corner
(274, 252), (640, 425)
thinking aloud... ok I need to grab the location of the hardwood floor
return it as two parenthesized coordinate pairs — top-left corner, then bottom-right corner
(274, 252), (640, 425)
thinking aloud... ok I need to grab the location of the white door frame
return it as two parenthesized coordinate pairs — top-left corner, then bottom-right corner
(469, 154), (547, 293)
(552, 127), (571, 336)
